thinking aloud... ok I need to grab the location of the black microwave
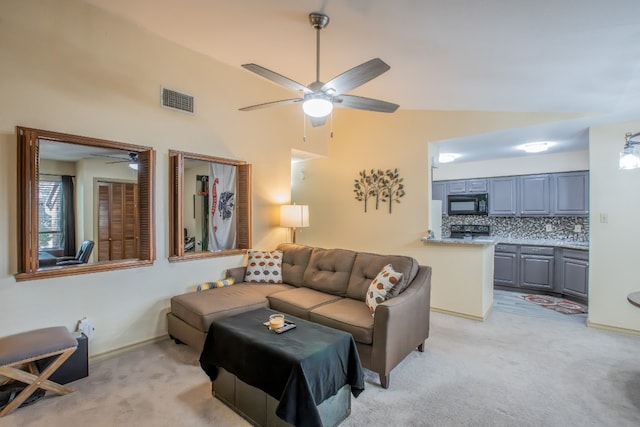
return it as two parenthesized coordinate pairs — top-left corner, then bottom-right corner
(447, 193), (488, 215)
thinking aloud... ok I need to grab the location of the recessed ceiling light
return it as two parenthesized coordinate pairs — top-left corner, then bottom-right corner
(439, 153), (459, 163)
(520, 141), (553, 153)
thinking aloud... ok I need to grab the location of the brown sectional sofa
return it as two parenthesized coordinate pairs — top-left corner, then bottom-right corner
(167, 243), (432, 388)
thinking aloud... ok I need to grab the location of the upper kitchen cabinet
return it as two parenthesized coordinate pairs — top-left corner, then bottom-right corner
(551, 171), (589, 216)
(447, 178), (487, 194)
(432, 181), (447, 215)
(488, 177), (517, 216)
(518, 174), (550, 216)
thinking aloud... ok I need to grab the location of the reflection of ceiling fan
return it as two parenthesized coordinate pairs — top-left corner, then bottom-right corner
(104, 152), (139, 170)
(239, 12), (399, 127)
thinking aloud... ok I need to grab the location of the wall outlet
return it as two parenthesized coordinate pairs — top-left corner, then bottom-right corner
(574, 224), (582, 233)
(545, 224), (553, 232)
(77, 317), (95, 341)
(600, 213), (608, 223)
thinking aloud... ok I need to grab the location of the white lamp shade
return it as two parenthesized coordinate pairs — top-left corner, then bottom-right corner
(302, 98), (333, 118)
(280, 205), (310, 228)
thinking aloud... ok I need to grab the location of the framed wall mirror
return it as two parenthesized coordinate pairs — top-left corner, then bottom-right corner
(169, 150), (251, 262)
(16, 126), (155, 281)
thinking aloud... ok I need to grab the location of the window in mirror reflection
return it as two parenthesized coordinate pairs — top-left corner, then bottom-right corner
(16, 126), (155, 281)
(169, 150), (251, 261)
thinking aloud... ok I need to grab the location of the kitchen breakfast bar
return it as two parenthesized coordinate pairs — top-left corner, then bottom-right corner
(420, 237), (496, 321)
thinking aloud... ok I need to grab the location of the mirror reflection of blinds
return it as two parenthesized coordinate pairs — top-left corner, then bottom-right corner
(39, 176), (63, 249)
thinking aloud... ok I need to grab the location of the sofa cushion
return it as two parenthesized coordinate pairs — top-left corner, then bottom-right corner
(309, 298), (374, 345)
(302, 248), (357, 297)
(276, 243), (313, 287)
(346, 252), (419, 301)
(365, 264), (403, 316)
(244, 250), (283, 283)
(197, 278), (234, 291)
(267, 287), (342, 320)
(171, 283), (293, 331)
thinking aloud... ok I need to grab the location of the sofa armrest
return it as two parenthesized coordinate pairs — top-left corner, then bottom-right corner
(226, 266), (247, 283)
(370, 265), (432, 376)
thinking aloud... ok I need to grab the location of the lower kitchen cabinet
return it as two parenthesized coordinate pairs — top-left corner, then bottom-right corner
(494, 244), (518, 287)
(557, 249), (589, 301)
(494, 244), (588, 301)
(519, 246), (555, 291)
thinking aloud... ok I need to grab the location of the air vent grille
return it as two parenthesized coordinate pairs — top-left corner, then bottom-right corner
(161, 87), (194, 114)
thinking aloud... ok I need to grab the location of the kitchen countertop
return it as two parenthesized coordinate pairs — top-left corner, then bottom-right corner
(421, 236), (589, 250)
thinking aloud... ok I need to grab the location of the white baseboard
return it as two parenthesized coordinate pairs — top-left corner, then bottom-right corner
(586, 320), (640, 336)
(89, 335), (171, 364)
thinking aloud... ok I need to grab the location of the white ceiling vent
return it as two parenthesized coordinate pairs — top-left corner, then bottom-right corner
(161, 87), (194, 114)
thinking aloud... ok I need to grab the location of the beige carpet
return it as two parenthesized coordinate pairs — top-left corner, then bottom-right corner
(4, 293), (640, 426)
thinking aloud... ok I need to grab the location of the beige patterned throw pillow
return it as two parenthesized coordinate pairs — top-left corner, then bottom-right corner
(244, 250), (283, 283)
(366, 264), (403, 316)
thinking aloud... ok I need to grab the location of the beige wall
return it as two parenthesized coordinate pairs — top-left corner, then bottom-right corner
(588, 121), (640, 331)
(0, 0), (321, 355)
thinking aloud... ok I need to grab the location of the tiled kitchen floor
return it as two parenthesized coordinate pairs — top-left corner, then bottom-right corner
(493, 289), (588, 324)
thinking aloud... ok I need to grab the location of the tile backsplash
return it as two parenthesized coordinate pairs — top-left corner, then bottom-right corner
(441, 215), (589, 242)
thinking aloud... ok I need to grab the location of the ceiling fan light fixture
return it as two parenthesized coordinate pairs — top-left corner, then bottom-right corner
(302, 97), (333, 118)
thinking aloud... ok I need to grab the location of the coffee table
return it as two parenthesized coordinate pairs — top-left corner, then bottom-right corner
(199, 307), (365, 427)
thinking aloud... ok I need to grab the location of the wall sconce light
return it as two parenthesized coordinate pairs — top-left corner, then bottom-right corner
(280, 204), (310, 243)
(620, 132), (640, 170)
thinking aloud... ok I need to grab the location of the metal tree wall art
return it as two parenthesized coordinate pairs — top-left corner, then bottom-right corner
(354, 168), (405, 213)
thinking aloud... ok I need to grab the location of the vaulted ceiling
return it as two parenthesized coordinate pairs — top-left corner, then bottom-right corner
(84, 0), (640, 162)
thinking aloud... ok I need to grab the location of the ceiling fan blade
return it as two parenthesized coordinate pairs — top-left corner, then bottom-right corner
(335, 95), (399, 113)
(242, 64), (312, 94)
(239, 98), (303, 112)
(321, 58), (390, 95)
(310, 116), (327, 127)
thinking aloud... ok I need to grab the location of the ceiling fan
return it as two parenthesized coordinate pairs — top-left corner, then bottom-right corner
(239, 12), (399, 127)
(103, 152), (139, 170)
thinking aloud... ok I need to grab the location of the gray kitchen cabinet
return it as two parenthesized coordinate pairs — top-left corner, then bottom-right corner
(494, 244), (518, 287)
(432, 181), (447, 214)
(467, 179), (488, 193)
(447, 179), (487, 194)
(519, 246), (555, 291)
(494, 244), (588, 301)
(551, 171), (589, 216)
(488, 176), (517, 216)
(519, 174), (550, 216)
(558, 249), (589, 301)
(447, 180), (467, 194)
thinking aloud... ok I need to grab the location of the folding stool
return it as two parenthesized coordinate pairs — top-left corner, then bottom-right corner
(0, 326), (77, 417)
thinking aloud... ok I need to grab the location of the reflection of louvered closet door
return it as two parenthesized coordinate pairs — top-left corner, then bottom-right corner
(98, 181), (139, 261)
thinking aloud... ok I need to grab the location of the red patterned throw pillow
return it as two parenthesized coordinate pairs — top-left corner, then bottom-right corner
(366, 264), (403, 316)
(244, 250), (283, 284)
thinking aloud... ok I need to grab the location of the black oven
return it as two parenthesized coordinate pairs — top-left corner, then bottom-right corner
(447, 193), (488, 215)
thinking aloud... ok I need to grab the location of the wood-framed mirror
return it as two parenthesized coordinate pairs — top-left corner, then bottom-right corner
(168, 150), (251, 262)
(16, 126), (156, 281)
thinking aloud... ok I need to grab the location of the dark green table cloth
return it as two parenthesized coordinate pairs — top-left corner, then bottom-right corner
(199, 307), (365, 427)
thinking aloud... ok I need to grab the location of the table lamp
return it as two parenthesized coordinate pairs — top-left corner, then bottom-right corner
(280, 204), (309, 243)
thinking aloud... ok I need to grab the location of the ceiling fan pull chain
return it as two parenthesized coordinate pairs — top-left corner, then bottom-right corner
(303, 113), (307, 142)
(330, 110), (334, 139)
